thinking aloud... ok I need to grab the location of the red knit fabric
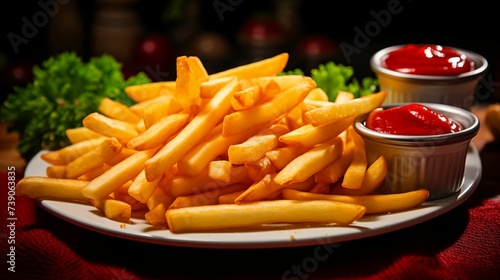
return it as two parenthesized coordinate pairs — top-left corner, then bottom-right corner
(1, 172), (499, 280)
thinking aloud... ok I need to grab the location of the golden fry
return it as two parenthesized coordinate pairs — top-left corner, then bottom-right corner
(231, 85), (261, 110)
(265, 146), (309, 170)
(200, 77), (233, 98)
(127, 113), (190, 151)
(92, 198), (131, 221)
(244, 156), (277, 182)
(187, 56), (209, 82)
(65, 137), (123, 179)
(222, 77), (316, 137)
(281, 188), (430, 214)
(83, 112), (138, 144)
(125, 81), (176, 102)
(304, 91), (387, 126)
(279, 116), (354, 147)
(16, 176), (88, 201)
(273, 136), (343, 186)
(207, 160), (233, 183)
(41, 137), (106, 165)
(128, 169), (162, 203)
(168, 183), (248, 209)
(334, 156), (387, 195)
(228, 124), (289, 165)
(46, 165), (66, 178)
(209, 53), (289, 80)
(65, 127), (104, 144)
(82, 148), (158, 201)
(314, 132), (353, 184)
(145, 203), (168, 227)
(342, 127), (367, 189)
(129, 93), (178, 118)
(166, 199), (366, 233)
(176, 124), (251, 176)
(98, 97), (141, 124)
(335, 91), (355, 103)
(175, 55), (202, 111)
(165, 165), (250, 197)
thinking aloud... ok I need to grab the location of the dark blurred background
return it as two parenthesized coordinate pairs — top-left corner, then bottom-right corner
(1, 0), (499, 103)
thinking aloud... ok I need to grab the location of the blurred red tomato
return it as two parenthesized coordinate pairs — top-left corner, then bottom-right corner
(132, 33), (174, 77)
(298, 35), (337, 58)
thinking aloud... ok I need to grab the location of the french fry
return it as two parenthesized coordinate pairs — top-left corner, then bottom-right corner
(306, 87), (329, 101)
(65, 137), (123, 179)
(46, 165), (66, 178)
(166, 199), (366, 233)
(209, 52), (289, 80)
(175, 55), (202, 112)
(144, 78), (238, 182)
(304, 91), (387, 126)
(65, 127), (104, 144)
(128, 169), (163, 203)
(265, 146), (309, 170)
(127, 113), (190, 151)
(146, 185), (176, 210)
(251, 75), (305, 93)
(228, 124), (289, 165)
(77, 165), (107, 181)
(165, 165), (250, 197)
(92, 198), (131, 221)
(281, 188), (430, 214)
(235, 174), (315, 204)
(111, 180), (147, 211)
(314, 132), (352, 184)
(200, 77), (233, 98)
(207, 160), (233, 183)
(107, 148), (137, 165)
(145, 203), (168, 227)
(222, 77), (316, 137)
(83, 112), (138, 144)
(125, 81), (176, 102)
(187, 56), (209, 82)
(231, 85), (260, 110)
(168, 183), (248, 209)
(98, 97), (141, 124)
(341, 127), (367, 189)
(41, 137), (106, 165)
(129, 93), (178, 118)
(176, 124), (252, 176)
(244, 156), (277, 182)
(335, 91), (355, 103)
(309, 182), (331, 194)
(218, 190), (245, 204)
(82, 147), (158, 201)
(16, 176), (88, 201)
(273, 136), (343, 186)
(279, 116), (354, 147)
(333, 155), (387, 195)
(142, 98), (182, 129)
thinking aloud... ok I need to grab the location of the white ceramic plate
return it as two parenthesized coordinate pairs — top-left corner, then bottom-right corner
(24, 147), (481, 249)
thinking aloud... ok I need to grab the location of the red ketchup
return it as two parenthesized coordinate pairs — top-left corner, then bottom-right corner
(365, 103), (463, 135)
(383, 44), (475, 75)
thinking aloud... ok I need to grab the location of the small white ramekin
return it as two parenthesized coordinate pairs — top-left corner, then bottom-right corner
(370, 45), (488, 110)
(354, 102), (480, 200)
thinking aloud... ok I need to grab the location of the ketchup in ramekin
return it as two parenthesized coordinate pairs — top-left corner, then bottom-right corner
(370, 44), (488, 110)
(382, 44), (475, 76)
(365, 103), (463, 136)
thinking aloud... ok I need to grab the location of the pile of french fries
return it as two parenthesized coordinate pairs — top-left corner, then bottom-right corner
(16, 53), (429, 233)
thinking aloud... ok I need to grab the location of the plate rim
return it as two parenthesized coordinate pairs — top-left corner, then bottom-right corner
(24, 146), (482, 249)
